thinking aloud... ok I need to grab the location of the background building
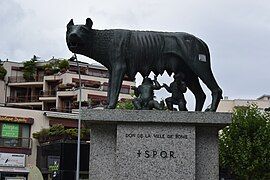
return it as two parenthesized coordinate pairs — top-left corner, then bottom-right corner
(217, 95), (270, 112)
(0, 57), (135, 179)
(0, 57), (134, 111)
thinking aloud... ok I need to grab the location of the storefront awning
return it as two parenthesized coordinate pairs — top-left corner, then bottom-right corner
(43, 111), (78, 119)
(0, 167), (29, 173)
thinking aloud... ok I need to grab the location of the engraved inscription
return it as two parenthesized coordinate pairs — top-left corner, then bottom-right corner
(125, 132), (188, 140)
(124, 131), (188, 159)
(137, 150), (176, 159)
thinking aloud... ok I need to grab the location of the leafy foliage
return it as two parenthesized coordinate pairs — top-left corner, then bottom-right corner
(43, 63), (54, 75)
(116, 99), (134, 110)
(32, 124), (90, 143)
(219, 105), (270, 180)
(33, 128), (49, 143)
(72, 101), (90, 108)
(43, 63), (53, 70)
(23, 56), (37, 81)
(48, 124), (65, 137)
(43, 59), (70, 75)
(58, 59), (69, 70)
(0, 65), (7, 80)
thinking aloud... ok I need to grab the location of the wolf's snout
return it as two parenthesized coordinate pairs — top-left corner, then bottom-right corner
(68, 33), (82, 48)
(68, 33), (79, 41)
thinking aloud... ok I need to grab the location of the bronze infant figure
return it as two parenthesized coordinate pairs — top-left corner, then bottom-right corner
(132, 76), (164, 110)
(163, 73), (188, 111)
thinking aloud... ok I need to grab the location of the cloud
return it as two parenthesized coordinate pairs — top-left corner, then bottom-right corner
(0, 0), (26, 60)
(0, 0), (270, 110)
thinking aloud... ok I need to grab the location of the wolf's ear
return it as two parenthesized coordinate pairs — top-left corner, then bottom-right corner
(67, 19), (74, 28)
(86, 18), (93, 29)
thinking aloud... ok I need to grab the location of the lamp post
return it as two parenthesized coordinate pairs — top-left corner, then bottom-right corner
(72, 54), (82, 180)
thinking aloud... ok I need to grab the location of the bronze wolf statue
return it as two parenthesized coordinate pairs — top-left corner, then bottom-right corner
(66, 18), (222, 111)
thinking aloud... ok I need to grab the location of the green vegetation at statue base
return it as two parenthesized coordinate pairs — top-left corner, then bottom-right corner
(116, 99), (134, 110)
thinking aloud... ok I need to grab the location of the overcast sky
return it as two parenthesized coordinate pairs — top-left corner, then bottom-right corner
(1, 0), (270, 110)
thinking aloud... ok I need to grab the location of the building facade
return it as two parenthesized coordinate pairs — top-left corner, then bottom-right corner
(217, 95), (270, 112)
(1, 58), (134, 111)
(0, 57), (135, 179)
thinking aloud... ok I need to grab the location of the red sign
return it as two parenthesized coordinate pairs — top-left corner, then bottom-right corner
(0, 115), (34, 124)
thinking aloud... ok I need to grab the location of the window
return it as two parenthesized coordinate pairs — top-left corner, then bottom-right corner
(2, 123), (19, 138)
(72, 78), (101, 88)
(0, 123), (31, 148)
(120, 87), (130, 94)
(88, 95), (107, 107)
(103, 84), (108, 91)
(102, 83), (130, 94)
(88, 69), (109, 78)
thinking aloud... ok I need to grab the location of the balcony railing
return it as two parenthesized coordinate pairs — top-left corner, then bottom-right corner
(0, 137), (32, 149)
(49, 108), (73, 113)
(40, 90), (56, 97)
(87, 71), (109, 78)
(8, 76), (44, 83)
(102, 86), (130, 94)
(7, 95), (40, 103)
(49, 106), (104, 113)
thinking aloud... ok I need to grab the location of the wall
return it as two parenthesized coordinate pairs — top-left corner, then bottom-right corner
(0, 107), (50, 166)
(0, 81), (6, 105)
(2, 61), (24, 81)
(217, 99), (270, 112)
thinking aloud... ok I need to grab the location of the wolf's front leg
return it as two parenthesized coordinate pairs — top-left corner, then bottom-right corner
(106, 71), (112, 106)
(106, 65), (126, 109)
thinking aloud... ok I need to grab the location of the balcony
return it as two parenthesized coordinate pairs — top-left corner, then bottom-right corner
(8, 76), (44, 83)
(40, 90), (56, 97)
(39, 91), (57, 102)
(0, 137), (32, 155)
(50, 108), (73, 113)
(0, 136), (32, 149)
(7, 95), (40, 103)
(0, 137), (32, 149)
(87, 71), (109, 78)
(102, 83), (131, 94)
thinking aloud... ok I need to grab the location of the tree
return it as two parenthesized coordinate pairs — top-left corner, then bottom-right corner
(219, 105), (270, 180)
(23, 55), (38, 81)
(0, 65), (7, 80)
(58, 59), (69, 72)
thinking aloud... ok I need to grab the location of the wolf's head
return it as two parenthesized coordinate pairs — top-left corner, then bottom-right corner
(66, 18), (93, 56)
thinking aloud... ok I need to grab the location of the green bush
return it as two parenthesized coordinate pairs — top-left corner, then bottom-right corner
(58, 59), (69, 71)
(65, 128), (90, 140)
(43, 63), (53, 75)
(33, 128), (49, 143)
(48, 124), (65, 137)
(65, 128), (78, 140)
(32, 124), (90, 143)
(81, 128), (90, 140)
(116, 99), (134, 110)
(23, 56), (37, 81)
(43, 63), (52, 70)
(219, 105), (270, 179)
(0, 66), (7, 80)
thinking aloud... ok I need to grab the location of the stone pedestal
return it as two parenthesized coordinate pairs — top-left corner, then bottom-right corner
(82, 110), (231, 180)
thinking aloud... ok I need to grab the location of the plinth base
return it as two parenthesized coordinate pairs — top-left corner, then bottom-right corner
(82, 110), (231, 180)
